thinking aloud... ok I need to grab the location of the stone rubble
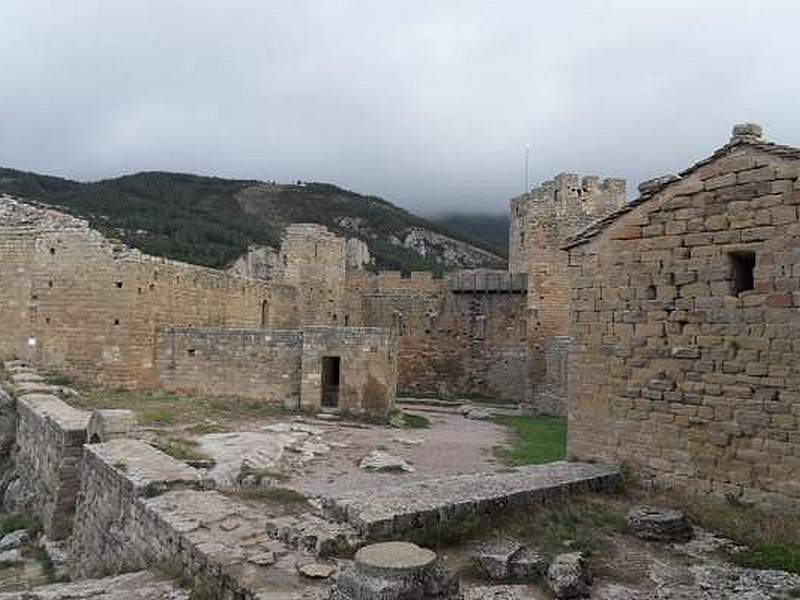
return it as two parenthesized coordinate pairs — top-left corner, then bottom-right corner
(547, 552), (591, 598)
(0, 529), (28, 551)
(627, 506), (693, 544)
(358, 450), (415, 473)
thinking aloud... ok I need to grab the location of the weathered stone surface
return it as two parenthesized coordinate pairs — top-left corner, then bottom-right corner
(566, 128), (800, 508)
(0, 529), (28, 551)
(3, 392), (90, 540)
(0, 388), (15, 458)
(359, 451), (414, 473)
(464, 407), (492, 420)
(547, 552), (591, 598)
(325, 462), (619, 541)
(0, 548), (23, 565)
(0, 570), (190, 599)
(473, 539), (523, 580)
(462, 585), (537, 599)
(297, 560), (337, 579)
(508, 546), (547, 580)
(330, 542), (459, 599)
(86, 409), (137, 443)
(266, 512), (363, 557)
(628, 506), (693, 543)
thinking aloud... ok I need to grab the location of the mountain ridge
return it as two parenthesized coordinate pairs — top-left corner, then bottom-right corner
(0, 166), (506, 272)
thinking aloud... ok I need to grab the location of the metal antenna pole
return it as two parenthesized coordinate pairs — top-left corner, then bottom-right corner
(524, 145), (530, 193)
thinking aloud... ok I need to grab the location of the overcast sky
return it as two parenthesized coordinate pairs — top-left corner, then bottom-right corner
(2, 1), (799, 214)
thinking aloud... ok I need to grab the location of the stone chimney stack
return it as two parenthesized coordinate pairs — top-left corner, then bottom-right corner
(730, 122), (763, 144)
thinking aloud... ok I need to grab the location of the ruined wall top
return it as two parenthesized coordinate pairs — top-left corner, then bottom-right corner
(0, 195), (90, 231)
(510, 173), (627, 220)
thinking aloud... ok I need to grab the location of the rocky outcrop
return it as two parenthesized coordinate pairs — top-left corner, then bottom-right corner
(226, 244), (280, 280)
(401, 228), (505, 269)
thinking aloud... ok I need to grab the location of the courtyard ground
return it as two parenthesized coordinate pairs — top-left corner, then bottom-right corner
(20, 376), (800, 598)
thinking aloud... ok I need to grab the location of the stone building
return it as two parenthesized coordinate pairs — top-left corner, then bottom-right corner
(346, 269), (529, 402)
(564, 124), (800, 506)
(508, 173), (627, 414)
(0, 199), (395, 417)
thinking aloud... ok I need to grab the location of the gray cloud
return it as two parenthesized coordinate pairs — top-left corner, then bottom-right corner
(1, 0), (799, 214)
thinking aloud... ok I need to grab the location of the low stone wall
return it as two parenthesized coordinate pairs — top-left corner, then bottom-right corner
(525, 336), (571, 417)
(155, 327), (304, 407)
(155, 326), (397, 417)
(4, 392), (90, 540)
(71, 439), (204, 578)
(324, 461), (620, 542)
(70, 438), (297, 598)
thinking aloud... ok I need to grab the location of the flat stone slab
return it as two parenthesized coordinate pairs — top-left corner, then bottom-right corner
(356, 541), (437, 574)
(0, 570), (188, 599)
(628, 506), (693, 543)
(332, 542), (459, 599)
(324, 461), (619, 540)
(86, 439), (203, 492)
(17, 394), (90, 432)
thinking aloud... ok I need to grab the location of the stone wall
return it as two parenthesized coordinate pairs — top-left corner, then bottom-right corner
(5, 393), (90, 540)
(277, 223), (347, 326)
(508, 175), (627, 415)
(299, 327), (397, 417)
(155, 326), (397, 417)
(347, 270), (530, 402)
(71, 439), (203, 578)
(0, 197), (298, 388)
(155, 328), (304, 408)
(566, 128), (800, 506)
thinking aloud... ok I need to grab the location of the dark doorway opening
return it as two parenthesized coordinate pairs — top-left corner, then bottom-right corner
(321, 356), (341, 408)
(261, 300), (270, 328)
(729, 251), (755, 295)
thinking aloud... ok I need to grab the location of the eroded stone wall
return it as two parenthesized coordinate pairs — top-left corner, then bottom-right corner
(155, 328), (303, 408)
(508, 175), (627, 415)
(347, 270), (530, 402)
(4, 393), (90, 540)
(0, 197), (294, 388)
(566, 136), (800, 506)
(155, 326), (396, 417)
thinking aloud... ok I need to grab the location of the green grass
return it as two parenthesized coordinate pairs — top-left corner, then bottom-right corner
(492, 415), (567, 465)
(495, 495), (627, 559)
(153, 436), (212, 463)
(69, 386), (285, 429)
(42, 373), (72, 387)
(228, 486), (308, 506)
(652, 490), (800, 574)
(0, 514), (42, 538)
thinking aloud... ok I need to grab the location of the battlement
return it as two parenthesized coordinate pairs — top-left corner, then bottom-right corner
(509, 172), (628, 276)
(512, 173), (627, 213)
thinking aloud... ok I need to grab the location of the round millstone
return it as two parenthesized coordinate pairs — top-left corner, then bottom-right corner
(628, 505), (693, 543)
(355, 541), (437, 576)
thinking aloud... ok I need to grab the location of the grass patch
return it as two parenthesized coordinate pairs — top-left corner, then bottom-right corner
(652, 490), (800, 574)
(69, 386), (285, 429)
(388, 410), (430, 429)
(493, 495), (627, 559)
(492, 415), (566, 466)
(228, 486), (308, 506)
(186, 421), (226, 435)
(153, 436), (211, 462)
(0, 514), (42, 538)
(42, 373), (72, 387)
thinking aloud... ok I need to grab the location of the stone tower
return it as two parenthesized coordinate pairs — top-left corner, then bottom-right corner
(508, 174), (626, 415)
(277, 223), (346, 326)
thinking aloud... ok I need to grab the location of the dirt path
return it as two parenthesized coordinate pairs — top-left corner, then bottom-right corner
(289, 410), (510, 497)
